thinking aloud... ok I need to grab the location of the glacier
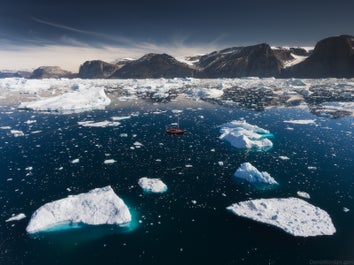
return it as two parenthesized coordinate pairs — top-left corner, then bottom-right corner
(26, 186), (131, 234)
(234, 162), (278, 185)
(138, 177), (168, 193)
(227, 197), (336, 237)
(219, 120), (273, 149)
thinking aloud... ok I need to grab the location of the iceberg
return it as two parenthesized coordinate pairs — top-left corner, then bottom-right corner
(234, 162), (278, 185)
(227, 197), (336, 237)
(219, 120), (273, 149)
(138, 177), (168, 193)
(18, 86), (111, 113)
(26, 186), (131, 234)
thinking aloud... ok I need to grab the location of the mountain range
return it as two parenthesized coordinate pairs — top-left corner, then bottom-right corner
(1, 35), (353, 79)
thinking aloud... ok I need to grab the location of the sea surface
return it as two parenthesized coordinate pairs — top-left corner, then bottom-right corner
(1, 98), (353, 265)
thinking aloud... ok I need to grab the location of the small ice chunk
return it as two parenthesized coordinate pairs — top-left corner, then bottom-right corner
(219, 120), (273, 150)
(234, 162), (278, 185)
(0, 126), (11, 129)
(297, 191), (311, 199)
(10, 130), (24, 137)
(279, 156), (290, 160)
(227, 197), (336, 237)
(104, 159), (116, 164)
(24, 120), (37, 125)
(6, 213), (26, 222)
(71, 158), (80, 164)
(111, 116), (131, 121)
(138, 177), (168, 193)
(26, 186), (131, 234)
(343, 207), (350, 213)
(218, 161), (224, 166)
(283, 119), (316, 125)
(185, 164), (193, 168)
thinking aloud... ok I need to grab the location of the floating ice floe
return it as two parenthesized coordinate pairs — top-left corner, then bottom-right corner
(219, 120), (273, 150)
(26, 186), (131, 234)
(18, 86), (111, 113)
(227, 197), (336, 237)
(138, 177), (168, 193)
(343, 207), (350, 213)
(71, 158), (80, 164)
(111, 116), (131, 121)
(278, 156), (290, 160)
(104, 159), (116, 164)
(283, 119), (316, 125)
(6, 213), (26, 222)
(10, 130), (25, 137)
(234, 162), (278, 185)
(297, 191), (311, 199)
(78, 120), (121, 127)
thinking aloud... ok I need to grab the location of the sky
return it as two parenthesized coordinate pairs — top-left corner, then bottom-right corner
(1, 0), (354, 72)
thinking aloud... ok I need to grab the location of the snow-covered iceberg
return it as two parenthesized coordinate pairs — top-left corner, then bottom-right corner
(219, 120), (273, 149)
(18, 86), (111, 113)
(234, 162), (278, 185)
(227, 197), (336, 237)
(26, 186), (131, 234)
(138, 177), (168, 193)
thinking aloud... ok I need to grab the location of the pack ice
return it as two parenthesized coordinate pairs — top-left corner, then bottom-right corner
(227, 197), (336, 237)
(26, 186), (131, 234)
(219, 120), (273, 149)
(138, 177), (168, 193)
(18, 86), (111, 113)
(234, 162), (278, 185)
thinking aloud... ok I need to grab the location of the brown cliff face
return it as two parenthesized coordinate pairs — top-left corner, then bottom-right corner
(111, 53), (201, 79)
(198, 44), (283, 78)
(30, 66), (74, 79)
(78, 60), (120, 79)
(282, 35), (354, 78)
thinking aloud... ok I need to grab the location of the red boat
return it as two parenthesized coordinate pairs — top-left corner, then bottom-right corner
(166, 114), (186, 135)
(165, 128), (186, 135)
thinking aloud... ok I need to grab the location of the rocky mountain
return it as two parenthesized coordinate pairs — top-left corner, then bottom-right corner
(111, 53), (202, 79)
(30, 66), (74, 79)
(197, 44), (283, 78)
(78, 60), (120, 79)
(282, 35), (354, 78)
(0, 70), (31, 78)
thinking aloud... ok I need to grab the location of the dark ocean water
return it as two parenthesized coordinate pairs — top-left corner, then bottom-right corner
(0, 100), (353, 265)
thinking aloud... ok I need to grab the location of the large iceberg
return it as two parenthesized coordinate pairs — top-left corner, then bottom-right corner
(234, 162), (278, 185)
(18, 86), (111, 113)
(227, 197), (336, 237)
(219, 120), (273, 149)
(26, 186), (131, 234)
(138, 177), (168, 193)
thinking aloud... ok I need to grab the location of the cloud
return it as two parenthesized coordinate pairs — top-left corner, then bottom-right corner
(31, 17), (136, 46)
